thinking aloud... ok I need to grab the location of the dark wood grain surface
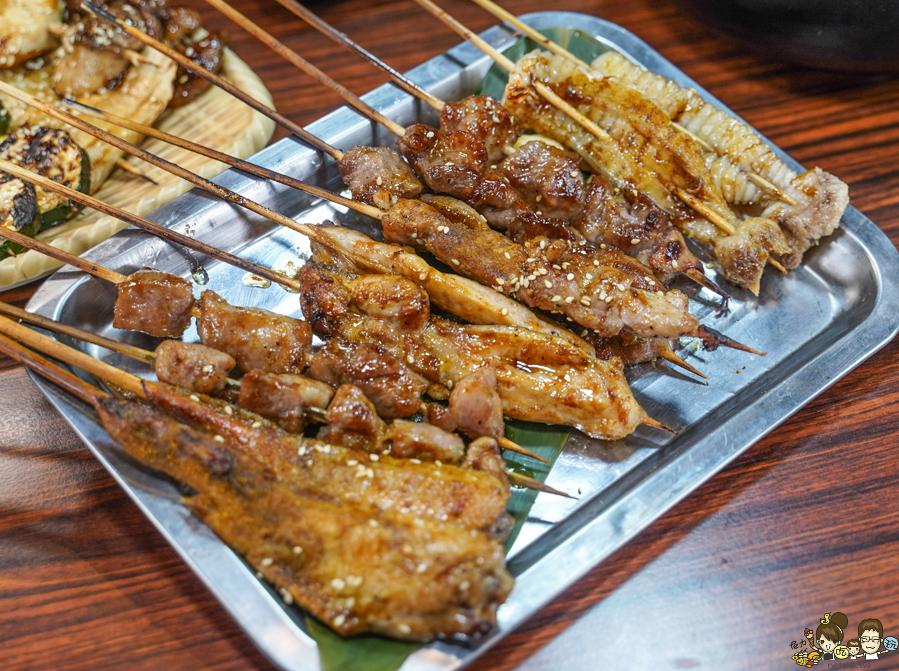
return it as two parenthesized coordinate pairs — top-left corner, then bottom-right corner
(2, 1), (898, 669)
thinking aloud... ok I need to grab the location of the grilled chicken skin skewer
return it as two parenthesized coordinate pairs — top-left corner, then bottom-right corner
(0, 327), (513, 642)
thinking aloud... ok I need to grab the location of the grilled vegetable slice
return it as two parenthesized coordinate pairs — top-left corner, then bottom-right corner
(0, 125), (90, 227)
(0, 100), (8, 135)
(0, 0), (63, 68)
(0, 172), (38, 259)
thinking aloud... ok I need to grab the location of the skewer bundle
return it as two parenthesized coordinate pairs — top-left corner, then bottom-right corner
(0, 0), (850, 646)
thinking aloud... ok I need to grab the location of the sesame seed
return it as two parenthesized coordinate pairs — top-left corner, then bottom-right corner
(593, 259), (600, 266)
(202, 364), (213, 373)
(446, 379), (454, 389)
(293, 546), (304, 554)
(599, 244), (606, 250)
(298, 446), (307, 456)
(416, 562), (428, 573)
(570, 170), (580, 178)
(224, 405), (233, 416)
(401, 544), (413, 554)
(410, 458), (421, 464)
(536, 211), (543, 216)
(369, 454), (379, 461)
(333, 614), (346, 627)
(347, 575), (363, 587)
(551, 295), (561, 302)
(368, 519), (379, 527)
(504, 251), (511, 259)
(648, 279), (656, 285)
(398, 624), (411, 635)
(261, 557), (274, 567)
(497, 278), (505, 285)
(213, 435), (225, 443)
(538, 268), (548, 276)
(540, 240), (547, 248)
(451, 258), (460, 265)
(426, 131), (434, 138)
(585, 273), (593, 280)
(631, 238), (641, 244)
(567, 273), (575, 280)
(553, 264), (562, 271)
(411, 232), (417, 238)
(365, 468), (374, 478)
(545, 280), (553, 288)
(528, 274), (537, 281)
(581, 297), (592, 306)
(561, 262), (570, 269)
(407, 355), (414, 364)
(347, 459), (358, 466)
(280, 588), (294, 605)
(376, 176), (382, 185)
(252, 421), (262, 428)
(345, 597), (355, 609)
(526, 257), (536, 263)
(501, 308), (508, 315)
(355, 471), (367, 478)
(419, 272), (428, 281)
(255, 571), (263, 579)
(617, 283), (626, 291)
(331, 578), (346, 590)
(435, 460), (442, 466)
(189, 394), (200, 402)
(565, 296), (574, 303)
(306, 459), (313, 467)
(413, 518), (424, 527)
(535, 195), (542, 202)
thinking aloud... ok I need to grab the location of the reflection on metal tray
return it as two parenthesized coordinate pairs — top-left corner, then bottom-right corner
(24, 11), (899, 671)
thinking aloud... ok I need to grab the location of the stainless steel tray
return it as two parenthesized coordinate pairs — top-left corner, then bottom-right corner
(24, 11), (899, 671)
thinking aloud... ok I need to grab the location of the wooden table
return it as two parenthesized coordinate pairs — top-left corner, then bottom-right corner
(2, 1), (898, 669)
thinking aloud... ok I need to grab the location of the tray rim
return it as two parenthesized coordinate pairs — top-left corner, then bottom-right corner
(24, 10), (899, 671)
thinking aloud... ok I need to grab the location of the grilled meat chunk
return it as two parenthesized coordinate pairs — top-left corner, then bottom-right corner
(399, 124), (486, 200)
(98, 395), (513, 641)
(113, 269), (196, 337)
(439, 94), (521, 162)
(238, 369), (334, 433)
(339, 145), (423, 210)
(500, 140), (586, 220)
(141, 380), (512, 533)
(308, 339), (429, 419)
(153, 340), (234, 395)
(318, 384), (386, 452)
(297, 263), (651, 440)
(347, 273), (430, 333)
(197, 290), (312, 375)
(384, 419), (465, 463)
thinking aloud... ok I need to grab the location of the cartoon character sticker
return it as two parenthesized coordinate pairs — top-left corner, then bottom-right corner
(792, 613), (893, 666)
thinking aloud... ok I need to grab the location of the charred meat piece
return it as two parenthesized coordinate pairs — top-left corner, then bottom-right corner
(98, 395), (513, 641)
(588, 330), (676, 365)
(339, 145), (423, 210)
(383, 196), (699, 340)
(446, 367), (504, 441)
(318, 384), (386, 452)
(153, 340), (235, 395)
(347, 273), (430, 333)
(439, 95), (521, 162)
(297, 264), (651, 440)
(500, 140), (586, 220)
(169, 33), (227, 108)
(385, 419), (464, 463)
(399, 124), (486, 200)
(113, 269), (196, 337)
(197, 290), (312, 375)
(238, 369), (334, 433)
(308, 339), (429, 420)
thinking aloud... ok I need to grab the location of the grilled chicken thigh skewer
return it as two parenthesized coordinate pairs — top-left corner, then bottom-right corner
(0, 325), (516, 641)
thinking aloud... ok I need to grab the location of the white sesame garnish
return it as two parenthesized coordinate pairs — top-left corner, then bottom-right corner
(570, 170), (579, 178)
(561, 262), (570, 269)
(585, 273), (593, 280)
(565, 297), (575, 304)
(252, 421), (262, 428)
(411, 232), (417, 238)
(581, 297), (591, 306)
(407, 355), (414, 364)
(599, 244), (606, 250)
(223, 405), (233, 416)
(401, 544), (413, 554)
(331, 578), (346, 590)
(376, 176), (383, 185)
(526, 257), (536, 263)
(544, 280), (553, 288)
(397, 624), (411, 635)
(551, 295), (561, 302)
(445, 379), (454, 390)
(648, 279), (656, 285)
(451, 258), (460, 265)
(368, 519), (379, 527)
(410, 458), (421, 464)
(617, 283), (626, 291)
(202, 364), (213, 374)
(419, 272), (428, 281)
(567, 273), (575, 280)
(345, 597), (355, 609)
(347, 459), (358, 466)
(535, 195), (542, 202)
(536, 211), (543, 216)
(299, 446), (307, 456)
(426, 131), (434, 138)
(501, 308), (508, 315)
(369, 453), (379, 461)
(496, 278), (505, 285)
(504, 251), (511, 259)
(347, 575), (364, 587)
(413, 518), (424, 527)
(333, 614), (346, 627)
(416, 562), (428, 573)
(280, 588), (294, 605)
(261, 557), (274, 567)
(540, 240), (547, 248)
(189, 394), (200, 402)
(631, 238), (641, 244)
(293, 546), (304, 554)
(213, 435), (225, 443)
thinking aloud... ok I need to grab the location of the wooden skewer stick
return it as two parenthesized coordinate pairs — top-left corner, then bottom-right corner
(79, 1), (343, 161)
(506, 470), (577, 499)
(467, 0), (797, 207)
(0, 330), (108, 407)
(657, 348), (708, 380)
(201, 0), (405, 138)
(0, 316), (146, 397)
(675, 188), (737, 235)
(0, 224), (125, 284)
(114, 158), (158, 185)
(271, 0), (445, 112)
(0, 79), (382, 242)
(497, 436), (549, 463)
(0, 157), (306, 293)
(0, 301), (155, 364)
(409, 0), (735, 236)
(64, 98), (360, 207)
(768, 257), (788, 274)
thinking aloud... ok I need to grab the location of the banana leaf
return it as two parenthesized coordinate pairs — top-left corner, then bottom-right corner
(307, 25), (606, 671)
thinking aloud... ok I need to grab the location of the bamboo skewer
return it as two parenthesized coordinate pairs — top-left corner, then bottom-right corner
(409, 0), (738, 237)
(0, 311), (559, 491)
(79, 2), (343, 162)
(466, 0), (797, 207)
(271, 0), (445, 112)
(115, 158), (158, 184)
(199, 0), (406, 138)
(0, 157), (306, 292)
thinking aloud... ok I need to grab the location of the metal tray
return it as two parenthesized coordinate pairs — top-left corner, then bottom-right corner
(24, 11), (899, 671)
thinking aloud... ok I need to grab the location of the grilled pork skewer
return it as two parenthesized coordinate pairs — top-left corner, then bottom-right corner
(465, 0), (796, 207)
(0, 326), (516, 641)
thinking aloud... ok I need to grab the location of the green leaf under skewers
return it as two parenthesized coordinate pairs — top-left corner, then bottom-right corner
(307, 24), (606, 671)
